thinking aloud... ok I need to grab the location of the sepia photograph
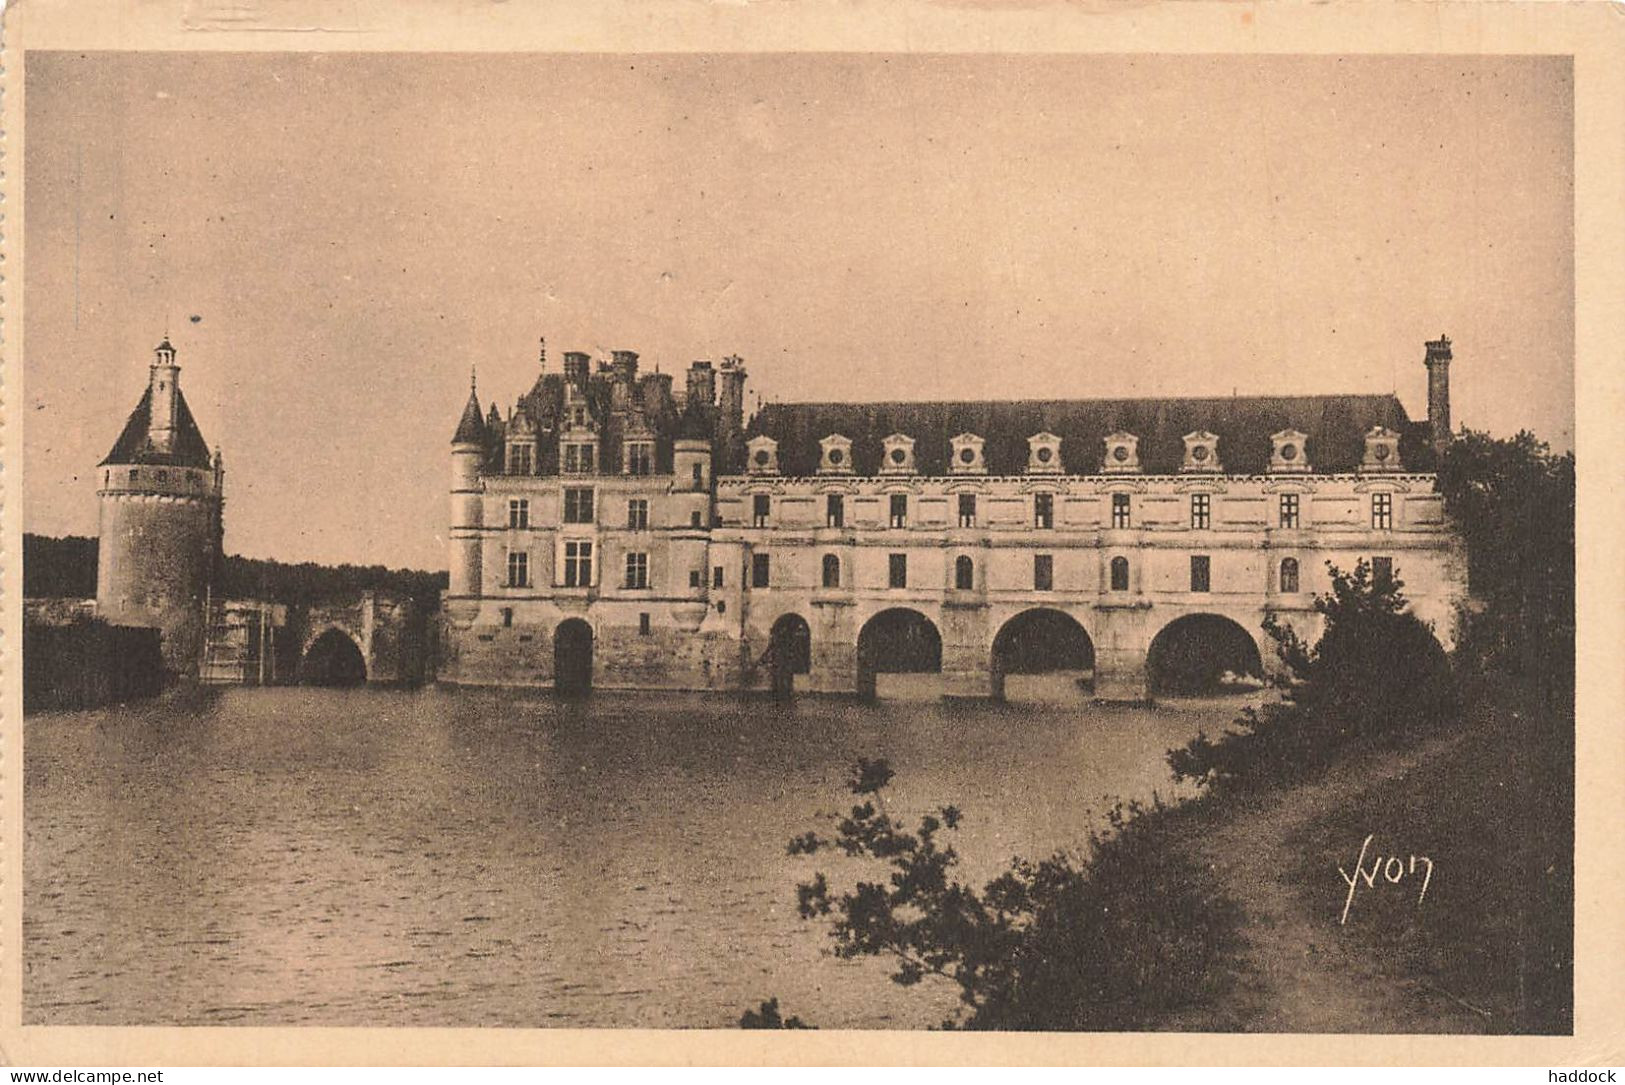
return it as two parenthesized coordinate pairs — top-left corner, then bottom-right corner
(8, 17), (1600, 1059)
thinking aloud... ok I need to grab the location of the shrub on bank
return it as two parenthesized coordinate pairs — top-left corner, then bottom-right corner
(762, 759), (1241, 1030)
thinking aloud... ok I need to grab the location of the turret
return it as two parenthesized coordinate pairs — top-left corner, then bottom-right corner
(1425, 334), (1453, 457)
(147, 339), (182, 453)
(449, 371), (486, 605)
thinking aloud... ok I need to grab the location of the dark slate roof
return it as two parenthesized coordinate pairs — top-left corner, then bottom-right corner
(100, 386), (214, 468)
(745, 393), (1434, 475)
(452, 389), (486, 444)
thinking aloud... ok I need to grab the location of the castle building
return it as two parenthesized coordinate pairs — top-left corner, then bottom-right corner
(96, 339), (224, 674)
(439, 338), (1468, 703)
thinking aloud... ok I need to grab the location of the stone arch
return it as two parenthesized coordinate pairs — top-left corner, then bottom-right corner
(856, 607), (942, 700)
(768, 612), (812, 699)
(990, 608), (1095, 702)
(1146, 612), (1265, 696)
(554, 617), (594, 696)
(300, 626), (368, 687)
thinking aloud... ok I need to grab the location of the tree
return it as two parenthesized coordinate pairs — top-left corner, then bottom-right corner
(1435, 428), (1574, 710)
(1167, 560), (1456, 791)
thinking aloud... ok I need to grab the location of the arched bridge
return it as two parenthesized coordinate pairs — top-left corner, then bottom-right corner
(296, 591), (416, 686)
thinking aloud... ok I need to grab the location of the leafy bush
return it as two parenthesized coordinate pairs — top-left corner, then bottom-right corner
(738, 998), (811, 1029)
(1168, 560), (1457, 791)
(779, 758), (1241, 1030)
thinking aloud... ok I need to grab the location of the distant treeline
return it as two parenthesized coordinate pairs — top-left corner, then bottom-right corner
(24, 533), (448, 610)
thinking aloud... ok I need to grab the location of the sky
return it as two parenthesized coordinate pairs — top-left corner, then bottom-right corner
(23, 53), (1573, 572)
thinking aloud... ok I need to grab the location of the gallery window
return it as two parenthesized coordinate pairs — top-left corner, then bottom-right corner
(1033, 554), (1054, 591)
(1110, 556), (1129, 591)
(1111, 492), (1131, 529)
(889, 494), (908, 529)
(1279, 557), (1300, 594)
(627, 499), (649, 530)
(1190, 493), (1211, 530)
(753, 494), (771, 528)
(624, 552), (649, 590)
(1372, 556), (1394, 586)
(826, 494), (845, 528)
(563, 487), (594, 524)
(1034, 492), (1054, 529)
(958, 494), (977, 528)
(1371, 492), (1393, 531)
(625, 442), (654, 476)
(1190, 554), (1211, 593)
(888, 553), (908, 589)
(1279, 492), (1300, 529)
(954, 555), (974, 591)
(822, 553), (841, 589)
(561, 542), (592, 588)
(506, 550), (530, 588)
(751, 553), (771, 588)
(508, 498), (530, 529)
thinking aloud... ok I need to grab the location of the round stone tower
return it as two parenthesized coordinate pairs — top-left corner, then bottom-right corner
(96, 338), (223, 674)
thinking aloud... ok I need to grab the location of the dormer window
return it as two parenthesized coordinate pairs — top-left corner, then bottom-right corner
(1181, 431), (1222, 473)
(1027, 433), (1063, 475)
(880, 434), (917, 476)
(1270, 429), (1311, 474)
(509, 442), (536, 475)
(747, 435), (780, 475)
(949, 433), (987, 475)
(562, 442), (595, 474)
(1361, 426), (1403, 473)
(818, 434), (854, 475)
(1103, 432), (1141, 474)
(624, 441), (654, 476)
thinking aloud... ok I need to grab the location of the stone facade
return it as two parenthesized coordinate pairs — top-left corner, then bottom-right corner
(440, 339), (1468, 703)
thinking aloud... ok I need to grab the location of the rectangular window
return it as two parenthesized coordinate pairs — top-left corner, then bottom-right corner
(1111, 493), (1131, 529)
(692, 463), (705, 489)
(826, 494), (845, 528)
(890, 494), (908, 529)
(1110, 557), (1130, 592)
(689, 569), (702, 588)
(753, 494), (771, 528)
(888, 553), (908, 589)
(691, 510), (703, 528)
(563, 443), (595, 474)
(509, 444), (534, 475)
(562, 541), (593, 588)
(563, 487), (594, 524)
(751, 553), (771, 588)
(626, 499), (649, 530)
(713, 565), (724, 589)
(626, 442), (654, 476)
(624, 552), (649, 589)
(1034, 554), (1054, 591)
(1279, 493), (1300, 529)
(958, 494), (977, 527)
(1371, 492), (1393, 530)
(639, 612), (651, 636)
(1190, 493), (1211, 530)
(1190, 554), (1211, 593)
(1372, 556), (1394, 585)
(506, 550), (530, 588)
(508, 499), (530, 529)
(501, 607), (514, 628)
(1034, 493), (1054, 529)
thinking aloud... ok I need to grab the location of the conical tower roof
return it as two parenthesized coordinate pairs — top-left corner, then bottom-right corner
(452, 386), (486, 445)
(100, 384), (213, 468)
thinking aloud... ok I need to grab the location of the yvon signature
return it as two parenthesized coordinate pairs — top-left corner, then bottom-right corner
(1338, 834), (1434, 925)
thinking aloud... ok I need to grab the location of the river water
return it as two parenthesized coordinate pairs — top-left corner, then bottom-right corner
(24, 681), (1242, 1028)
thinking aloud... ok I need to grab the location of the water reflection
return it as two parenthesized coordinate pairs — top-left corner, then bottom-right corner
(25, 686), (1245, 1028)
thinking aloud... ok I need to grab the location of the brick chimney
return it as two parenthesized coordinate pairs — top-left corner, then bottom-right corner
(1425, 334), (1452, 456)
(563, 351), (591, 389)
(685, 360), (716, 408)
(718, 355), (748, 471)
